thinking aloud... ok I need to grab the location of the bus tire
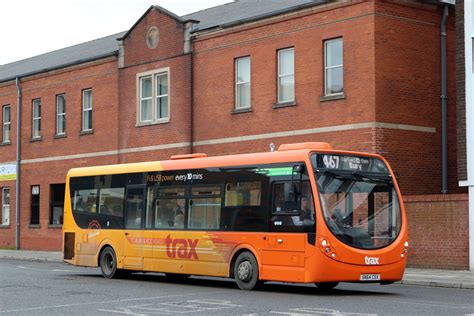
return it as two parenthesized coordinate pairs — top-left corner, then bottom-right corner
(99, 247), (119, 279)
(234, 251), (260, 290)
(314, 282), (339, 290)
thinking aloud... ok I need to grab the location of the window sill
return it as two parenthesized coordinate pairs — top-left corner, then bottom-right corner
(273, 101), (296, 109)
(30, 137), (42, 143)
(48, 224), (63, 229)
(29, 224), (41, 229)
(0, 141), (11, 146)
(231, 107), (252, 114)
(136, 119), (170, 128)
(79, 129), (94, 136)
(54, 133), (67, 139)
(320, 93), (346, 102)
(0, 224), (11, 229)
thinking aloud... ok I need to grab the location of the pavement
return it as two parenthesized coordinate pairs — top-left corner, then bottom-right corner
(1, 249), (473, 290)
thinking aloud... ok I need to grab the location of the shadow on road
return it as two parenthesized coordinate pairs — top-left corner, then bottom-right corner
(69, 271), (399, 297)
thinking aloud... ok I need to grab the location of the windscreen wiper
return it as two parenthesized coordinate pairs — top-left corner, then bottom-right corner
(315, 169), (348, 180)
(351, 171), (393, 184)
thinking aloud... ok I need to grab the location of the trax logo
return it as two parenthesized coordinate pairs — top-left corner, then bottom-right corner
(364, 256), (380, 265)
(165, 235), (199, 259)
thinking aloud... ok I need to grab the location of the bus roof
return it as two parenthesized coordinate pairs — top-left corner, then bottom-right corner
(66, 142), (385, 178)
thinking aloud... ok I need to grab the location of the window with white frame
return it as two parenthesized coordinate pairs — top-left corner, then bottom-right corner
(56, 94), (66, 135)
(155, 73), (169, 120)
(32, 99), (41, 139)
(138, 69), (169, 124)
(324, 38), (344, 96)
(2, 187), (10, 225)
(2, 105), (11, 143)
(235, 56), (251, 109)
(82, 89), (92, 132)
(140, 75), (152, 122)
(278, 48), (295, 103)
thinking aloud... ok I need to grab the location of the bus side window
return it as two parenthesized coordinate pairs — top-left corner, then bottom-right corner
(222, 181), (266, 231)
(273, 182), (299, 214)
(270, 181), (315, 231)
(188, 185), (222, 230)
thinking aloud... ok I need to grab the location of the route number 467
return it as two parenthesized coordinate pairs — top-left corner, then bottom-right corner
(323, 155), (340, 169)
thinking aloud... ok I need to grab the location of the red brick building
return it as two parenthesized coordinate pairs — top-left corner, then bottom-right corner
(0, 0), (463, 267)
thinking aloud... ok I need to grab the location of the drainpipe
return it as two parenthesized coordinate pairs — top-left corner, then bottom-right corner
(15, 77), (22, 250)
(440, 5), (448, 194)
(184, 21), (197, 154)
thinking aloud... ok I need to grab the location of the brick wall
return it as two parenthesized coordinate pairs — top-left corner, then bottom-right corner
(122, 7), (185, 67)
(404, 194), (469, 270)
(193, 1), (377, 142)
(374, 1), (461, 194)
(0, 58), (121, 250)
(118, 7), (192, 160)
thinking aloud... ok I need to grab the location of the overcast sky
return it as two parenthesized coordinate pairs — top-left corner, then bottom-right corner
(0, 0), (232, 65)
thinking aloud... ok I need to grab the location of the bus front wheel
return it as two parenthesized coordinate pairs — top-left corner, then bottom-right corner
(99, 247), (120, 279)
(234, 252), (260, 290)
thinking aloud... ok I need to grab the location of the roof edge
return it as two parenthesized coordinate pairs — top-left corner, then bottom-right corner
(118, 5), (192, 41)
(192, 0), (330, 33)
(0, 52), (118, 84)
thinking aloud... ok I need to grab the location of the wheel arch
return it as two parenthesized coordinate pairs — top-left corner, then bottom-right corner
(96, 239), (120, 268)
(228, 244), (262, 279)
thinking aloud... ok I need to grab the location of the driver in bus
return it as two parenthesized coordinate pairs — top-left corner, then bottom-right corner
(292, 196), (315, 225)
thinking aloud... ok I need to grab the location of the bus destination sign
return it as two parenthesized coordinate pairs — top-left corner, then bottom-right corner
(319, 154), (373, 172)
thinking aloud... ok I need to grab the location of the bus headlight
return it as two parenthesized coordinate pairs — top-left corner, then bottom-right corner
(319, 237), (337, 260)
(402, 241), (409, 257)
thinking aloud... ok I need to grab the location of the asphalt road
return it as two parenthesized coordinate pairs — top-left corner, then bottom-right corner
(0, 259), (473, 315)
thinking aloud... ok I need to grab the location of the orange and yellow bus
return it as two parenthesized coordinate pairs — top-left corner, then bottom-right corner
(63, 142), (408, 290)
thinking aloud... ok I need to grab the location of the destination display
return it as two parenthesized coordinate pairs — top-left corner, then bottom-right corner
(315, 154), (389, 173)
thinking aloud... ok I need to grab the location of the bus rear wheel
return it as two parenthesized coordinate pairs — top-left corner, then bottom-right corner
(234, 252), (260, 290)
(99, 247), (120, 279)
(314, 282), (339, 290)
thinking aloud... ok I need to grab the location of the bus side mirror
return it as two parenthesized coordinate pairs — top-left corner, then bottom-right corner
(293, 163), (305, 174)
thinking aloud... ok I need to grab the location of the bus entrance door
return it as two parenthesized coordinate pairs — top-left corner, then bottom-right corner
(123, 185), (145, 269)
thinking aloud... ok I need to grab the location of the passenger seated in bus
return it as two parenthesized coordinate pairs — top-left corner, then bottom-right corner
(88, 202), (97, 213)
(174, 211), (184, 228)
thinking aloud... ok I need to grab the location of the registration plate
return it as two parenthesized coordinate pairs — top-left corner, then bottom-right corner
(360, 274), (381, 281)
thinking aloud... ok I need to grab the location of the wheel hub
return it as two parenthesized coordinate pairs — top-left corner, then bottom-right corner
(237, 260), (252, 281)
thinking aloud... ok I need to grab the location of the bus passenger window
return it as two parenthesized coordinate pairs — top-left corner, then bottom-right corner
(98, 188), (125, 216)
(188, 186), (222, 230)
(225, 182), (261, 207)
(188, 197), (221, 230)
(73, 189), (97, 213)
(155, 198), (185, 229)
(222, 181), (266, 231)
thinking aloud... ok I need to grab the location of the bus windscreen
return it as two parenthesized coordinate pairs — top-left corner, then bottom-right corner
(312, 154), (401, 250)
